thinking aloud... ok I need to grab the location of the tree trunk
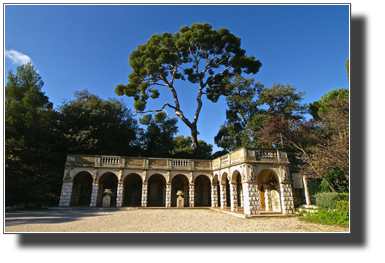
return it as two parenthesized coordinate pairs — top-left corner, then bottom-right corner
(190, 125), (202, 159)
(322, 177), (338, 193)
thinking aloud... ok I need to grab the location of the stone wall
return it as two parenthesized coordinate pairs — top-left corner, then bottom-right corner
(59, 148), (294, 214)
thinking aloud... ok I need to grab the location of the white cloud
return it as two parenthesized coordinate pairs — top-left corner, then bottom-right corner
(5, 49), (32, 65)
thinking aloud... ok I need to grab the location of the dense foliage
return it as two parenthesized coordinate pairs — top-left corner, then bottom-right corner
(115, 22), (262, 157)
(298, 192), (349, 227)
(215, 75), (307, 151)
(5, 63), (65, 205)
(4, 63), (217, 205)
(58, 90), (140, 156)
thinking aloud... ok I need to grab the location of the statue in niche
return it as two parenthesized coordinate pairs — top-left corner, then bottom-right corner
(247, 165), (255, 181)
(118, 170), (123, 182)
(93, 169), (98, 182)
(166, 171), (171, 183)
(190, 173), (194, 183)
(64, 168), (72, 181)
(143, 171), (147, 183)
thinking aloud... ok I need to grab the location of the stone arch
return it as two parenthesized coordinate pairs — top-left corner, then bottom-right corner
(147, 174), (166, 207)
(147, 172), (167, 182)
(220, 172), (230, 208)
(97, 172), (119, 207)
(212, 173), (220, 184)
(257, 169), (281, 212)
(123, 173), (142, 207)
(171, 174), (189, 207)
(71, 171), (93, 206)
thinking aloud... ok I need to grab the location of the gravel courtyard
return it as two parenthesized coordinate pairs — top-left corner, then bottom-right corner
(5, 208), (348, 233)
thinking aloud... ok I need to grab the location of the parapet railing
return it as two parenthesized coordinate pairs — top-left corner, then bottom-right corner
(66, 155), (211, 171)
(65, 147), (289, 171)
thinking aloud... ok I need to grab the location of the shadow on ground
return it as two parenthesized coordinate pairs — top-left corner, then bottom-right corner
(5, 209), (121, 227)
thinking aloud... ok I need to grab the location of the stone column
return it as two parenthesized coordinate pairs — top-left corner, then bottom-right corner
(280, 182), (295, 214)
(165, 183), (171, 207)
(141, 183), (148, 207)
(116, 182), (124, 207)
(211, 184), (218, 208)
(303, 176), (311, 205)
(230, 183), (238, 212)
(265, 188), (272, 211)
(239, 187), (244, 208)
(59, 181), (73, 207)
(242, 182), (260, 215)
(189, 184), (195, 207)
(220, 184), (227, 209)
(90, 182), (99, 207)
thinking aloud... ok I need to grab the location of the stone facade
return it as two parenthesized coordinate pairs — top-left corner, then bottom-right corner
(59, 147), (297, 215)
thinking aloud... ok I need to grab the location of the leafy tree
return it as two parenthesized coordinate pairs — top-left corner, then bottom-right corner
(139, 112), (179, 158)
(309, 88), (349, 120)
(58, 90), (140, 156)
(115, 22), (262, 157)
(5, 62), (53, 139)
(5, 63), (64, 204)
(257, 96), (349, 193)
(215, 75), (307, 151)
(171, 135), (213, 159)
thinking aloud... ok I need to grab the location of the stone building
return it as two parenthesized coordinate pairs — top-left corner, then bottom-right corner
(59, 147), (311, 215)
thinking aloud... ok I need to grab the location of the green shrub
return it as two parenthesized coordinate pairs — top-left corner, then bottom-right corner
(299, 209), (349, 227)
(336, 200), (349, 217)
(314, 192), (349, 210)
(300, 193), (349, 227)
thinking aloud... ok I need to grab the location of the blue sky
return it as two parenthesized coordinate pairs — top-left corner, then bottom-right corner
(4, 4), (349, 153)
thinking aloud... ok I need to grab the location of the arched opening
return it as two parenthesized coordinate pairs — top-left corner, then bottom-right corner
(171, 174), (189, 207)
(71, 172), (93, 206)
(257, 169), (281, 212)
(147, 174), (166, 207)
(194, 175), (211, 207)
(232, 171), (243, 207)
(98, 172), (118, 207)
(220, 173), (231, 208)
(123, 174), (142, 207)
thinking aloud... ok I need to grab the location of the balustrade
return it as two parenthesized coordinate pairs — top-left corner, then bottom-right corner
(255, 148), (278, 158)
(172, 159), (190, 167)
(101, 156), (120, 165)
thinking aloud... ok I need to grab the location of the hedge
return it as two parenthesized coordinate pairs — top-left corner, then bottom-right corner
(314, 192), (349, 210)
(336, 200), (349, 217)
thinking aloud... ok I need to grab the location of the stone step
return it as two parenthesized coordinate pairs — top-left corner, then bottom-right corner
(303, 204), (318, 209)
(295, 204), (319, 214)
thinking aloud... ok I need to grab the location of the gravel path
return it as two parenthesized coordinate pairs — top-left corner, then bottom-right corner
(5, 208), (348, 232)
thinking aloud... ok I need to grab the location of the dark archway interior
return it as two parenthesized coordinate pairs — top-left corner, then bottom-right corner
(124, 174), (142, 207)
(171, 175), (189, 207)
(147, 174), (165, 207)
(99, 173), (118, 207)
(194, 175), (211, 206)
(71, 172), (93, 206)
